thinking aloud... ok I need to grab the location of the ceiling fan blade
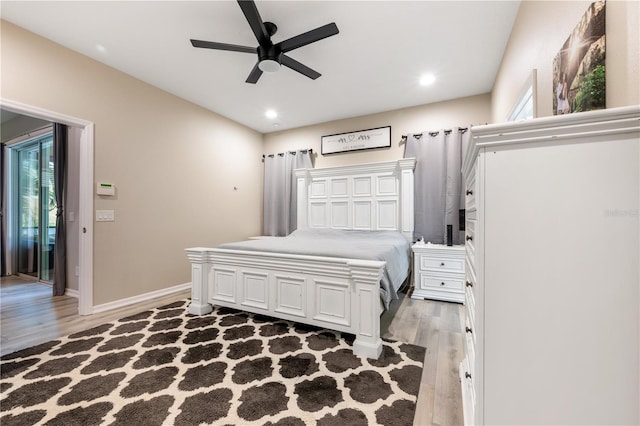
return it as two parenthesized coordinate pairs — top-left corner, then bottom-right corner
(277, 22), (339, 53)
(245, 62), (263, 84)
(191, 39), (256, 54)
(237, 0), (269, 45)
(281, 55), (321, 80)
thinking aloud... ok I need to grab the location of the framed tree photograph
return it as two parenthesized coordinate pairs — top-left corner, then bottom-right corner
(553, 1), (606, 115)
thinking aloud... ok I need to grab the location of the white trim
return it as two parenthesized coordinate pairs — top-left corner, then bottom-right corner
(0, 99), (92, 127)
(65, 288), (79, 298)
(92, 282), (192, 314)
(78, 123), (94, 315)
(464, 105), (640, 179)
(1, 98), (94, 315)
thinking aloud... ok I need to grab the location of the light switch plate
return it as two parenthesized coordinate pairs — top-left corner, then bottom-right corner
(96, 210), (115, 222)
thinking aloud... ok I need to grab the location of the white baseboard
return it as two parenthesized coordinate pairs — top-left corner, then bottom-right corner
(65, 288), (80, 299)
(92, 282), (191, 314)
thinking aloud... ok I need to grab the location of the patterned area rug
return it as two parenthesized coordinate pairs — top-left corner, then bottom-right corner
(1, 300), (425, 426)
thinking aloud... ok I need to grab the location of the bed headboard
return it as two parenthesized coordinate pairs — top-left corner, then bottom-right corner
(294, 158), (416, 241)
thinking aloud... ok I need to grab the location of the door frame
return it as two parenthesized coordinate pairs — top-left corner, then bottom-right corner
(1, 98), (94, 315)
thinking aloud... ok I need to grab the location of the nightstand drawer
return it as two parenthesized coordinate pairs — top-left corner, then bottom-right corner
(420, 256), (464, 272)
(420, 274), (464, 291)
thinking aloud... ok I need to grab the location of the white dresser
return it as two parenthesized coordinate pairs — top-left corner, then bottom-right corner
(459, 106), (640, 425)
(411, 243), (465, 303)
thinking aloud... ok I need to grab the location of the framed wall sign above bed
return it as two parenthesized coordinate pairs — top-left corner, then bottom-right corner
(321, 126), (391, 155)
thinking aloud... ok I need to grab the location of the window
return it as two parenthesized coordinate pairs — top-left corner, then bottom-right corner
(507, 69), (537, 122)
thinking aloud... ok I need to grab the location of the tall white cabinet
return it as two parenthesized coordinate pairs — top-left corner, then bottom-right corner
(459, 106), (640, 425)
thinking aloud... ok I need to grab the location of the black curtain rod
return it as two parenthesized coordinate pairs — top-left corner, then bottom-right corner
(401, 127), (468, 140)
(262, 148), (313, 160)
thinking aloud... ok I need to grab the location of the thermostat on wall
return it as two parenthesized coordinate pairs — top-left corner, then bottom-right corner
(97, 182), (115, 196)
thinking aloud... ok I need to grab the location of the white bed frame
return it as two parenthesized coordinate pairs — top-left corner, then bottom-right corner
(186, 158), (416, 358)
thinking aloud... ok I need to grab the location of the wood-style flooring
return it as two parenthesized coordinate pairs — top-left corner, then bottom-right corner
(0, 275), (465, 426)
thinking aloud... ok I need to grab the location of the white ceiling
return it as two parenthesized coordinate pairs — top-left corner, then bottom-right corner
(1, 1), (520, 134)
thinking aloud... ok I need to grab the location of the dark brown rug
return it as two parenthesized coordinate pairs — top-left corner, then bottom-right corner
(0, 300), (425, 426)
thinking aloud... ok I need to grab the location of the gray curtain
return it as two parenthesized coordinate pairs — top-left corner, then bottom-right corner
(263, 149), (313, 236)
(404, 127), (470, 245)
(53, 123), (67, 296)
(1, 143), (5, 276)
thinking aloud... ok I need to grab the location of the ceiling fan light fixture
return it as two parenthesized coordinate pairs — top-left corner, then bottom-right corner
(258, 59), (281, 73)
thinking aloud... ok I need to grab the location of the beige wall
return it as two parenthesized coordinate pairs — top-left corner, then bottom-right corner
(1, 21), (264, 305)
(264, 93), (491, 169)
(492, 0), (640, 122)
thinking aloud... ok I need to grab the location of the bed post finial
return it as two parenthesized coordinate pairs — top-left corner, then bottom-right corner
(398, 158), (416, 241)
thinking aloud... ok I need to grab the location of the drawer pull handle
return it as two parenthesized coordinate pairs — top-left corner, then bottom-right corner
(466, 235), (473, 241)
(465, 372), (472, 379)
(440, 282), (445, 286)
(440, 262), (445, 266)
(466, 280), (473, 288)
(466, 189), (473, 196)
(466, 327), (473, 334)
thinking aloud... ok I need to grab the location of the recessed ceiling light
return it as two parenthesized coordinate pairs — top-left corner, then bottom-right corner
(96, 44), (107, 55)
(420, 73), (436, 86)
(265, 109), (278, 119)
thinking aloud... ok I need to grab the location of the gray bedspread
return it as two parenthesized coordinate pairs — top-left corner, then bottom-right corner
(218, 228), (411, 309)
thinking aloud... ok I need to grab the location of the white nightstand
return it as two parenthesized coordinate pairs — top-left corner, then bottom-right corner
(411, 242), (465, 303)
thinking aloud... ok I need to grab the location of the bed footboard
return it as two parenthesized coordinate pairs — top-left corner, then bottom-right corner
(185, 247), (385, 359)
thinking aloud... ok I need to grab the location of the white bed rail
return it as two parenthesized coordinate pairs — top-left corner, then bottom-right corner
(186, 247), (385, 358)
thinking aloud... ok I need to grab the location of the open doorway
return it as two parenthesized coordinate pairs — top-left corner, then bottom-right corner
(1, 99), (94, 315)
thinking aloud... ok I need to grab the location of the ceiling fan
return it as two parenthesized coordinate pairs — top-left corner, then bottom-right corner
(190, 0), (339, 84)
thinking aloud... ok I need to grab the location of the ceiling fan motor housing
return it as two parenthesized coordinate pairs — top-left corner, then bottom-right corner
(258, 44), (281, 64)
